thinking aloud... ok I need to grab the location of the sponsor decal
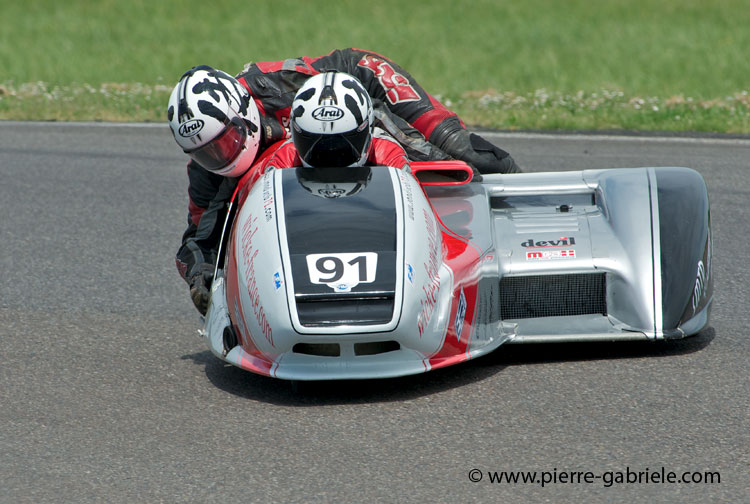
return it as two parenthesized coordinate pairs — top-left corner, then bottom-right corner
(312, 106), (344, 121)
(417, 209), (441, 338)
(399, 172), (415, 221)
(455, 288), (467, 342)
(306, 252), (378, 293)
(406, 263), (415, 285)
(273, 272), (282, 290)
(262, 173), (274, 222)
(358, 55), (420, 104)
(521, 236), (576, 248)
(178, 119), (204, 137)
(240, 214), (274, 346)
(526, 249), (576, 260)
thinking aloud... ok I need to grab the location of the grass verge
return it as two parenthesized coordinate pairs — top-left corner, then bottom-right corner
(2, 1), (749, 132)
(2, 82), (749, 134)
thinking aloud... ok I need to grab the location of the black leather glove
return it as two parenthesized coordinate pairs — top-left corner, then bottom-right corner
(188, 262), (215, 315)
(467, 133), (522, 174)
(429, 117), (522, 174)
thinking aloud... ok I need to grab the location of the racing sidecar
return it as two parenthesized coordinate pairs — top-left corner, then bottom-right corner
(201, 155), (712, 380)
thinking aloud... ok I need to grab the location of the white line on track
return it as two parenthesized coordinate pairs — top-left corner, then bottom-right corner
(4, 121), (750, 146)
(1, 120), (167, 129)
(480, 130), (750, 146)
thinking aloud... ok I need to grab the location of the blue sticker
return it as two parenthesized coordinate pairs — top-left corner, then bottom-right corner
(273, 272), (282, 290)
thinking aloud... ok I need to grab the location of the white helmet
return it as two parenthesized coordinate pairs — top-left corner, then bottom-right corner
(167, 65), (261, 177)
(290, 71), (374, 168)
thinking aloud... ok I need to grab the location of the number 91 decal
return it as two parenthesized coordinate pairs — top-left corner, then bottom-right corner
(306, 252), (378, 293)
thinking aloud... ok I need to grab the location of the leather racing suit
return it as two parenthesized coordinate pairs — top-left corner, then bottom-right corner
(177, 48), (518, 304)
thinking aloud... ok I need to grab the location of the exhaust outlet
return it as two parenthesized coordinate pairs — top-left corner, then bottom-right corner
(222, 325), (238, 354)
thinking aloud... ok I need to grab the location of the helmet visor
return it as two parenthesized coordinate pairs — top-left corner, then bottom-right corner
(185, 115), (247, 172)
(293, 125), (370, 168)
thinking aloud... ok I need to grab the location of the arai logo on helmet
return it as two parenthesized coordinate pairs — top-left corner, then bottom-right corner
(178, 119), (204, 137)
(312, 106), (344, 121)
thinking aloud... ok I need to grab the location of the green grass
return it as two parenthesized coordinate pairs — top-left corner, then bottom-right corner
(1, 0), (749, 132)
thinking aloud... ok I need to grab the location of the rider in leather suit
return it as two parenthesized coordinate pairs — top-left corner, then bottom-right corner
(169, 49), (520, 313)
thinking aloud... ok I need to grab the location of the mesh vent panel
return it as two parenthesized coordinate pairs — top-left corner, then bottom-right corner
(500, 274), (607, 320)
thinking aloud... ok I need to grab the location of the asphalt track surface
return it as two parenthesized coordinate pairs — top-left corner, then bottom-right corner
(1, 122), (748, 503)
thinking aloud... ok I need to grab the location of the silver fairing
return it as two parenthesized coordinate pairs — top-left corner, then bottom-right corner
(204, 165), (509, 380)
(203, 165), (712, 380)
(474, 167), (712, 343)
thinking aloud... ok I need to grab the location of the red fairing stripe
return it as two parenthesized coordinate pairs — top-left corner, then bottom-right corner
(225, 231), (255, 352)
(411, 96), (460, 140)
(427, 230), (481, 370)
(224, 222), (274, 377)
